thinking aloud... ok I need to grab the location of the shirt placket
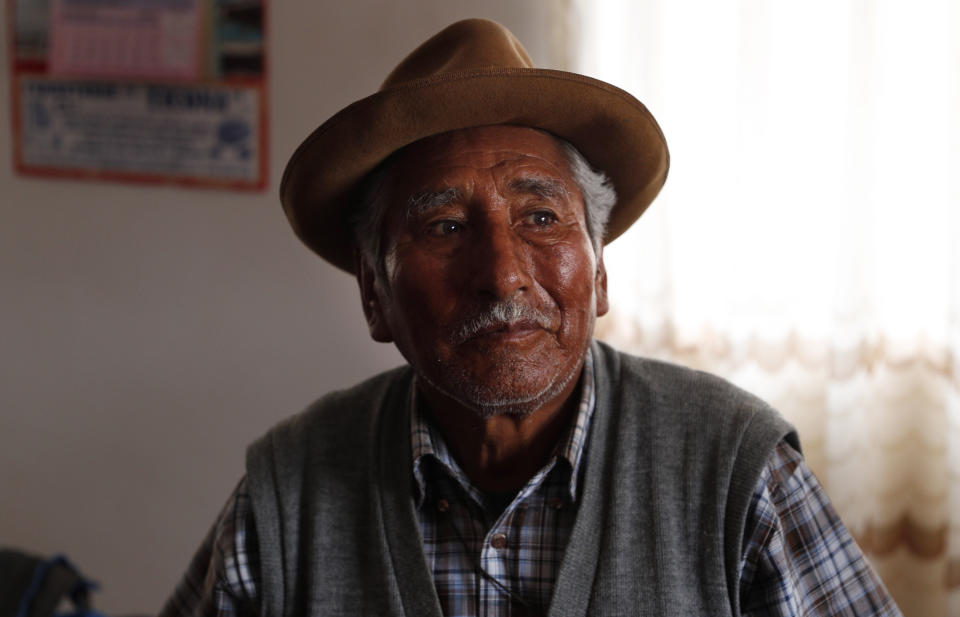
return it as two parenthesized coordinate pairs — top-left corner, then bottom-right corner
(482, 463), (563, 616)
(478, 507), (515, 615)
(426, 475), (483, 617)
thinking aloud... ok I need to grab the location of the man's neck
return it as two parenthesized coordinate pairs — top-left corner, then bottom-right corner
(418, 374), (583, 493)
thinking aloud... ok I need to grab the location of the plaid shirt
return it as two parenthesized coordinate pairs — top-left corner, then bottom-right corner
(407, 351), (597, 617)
(160, 352), (901, 617)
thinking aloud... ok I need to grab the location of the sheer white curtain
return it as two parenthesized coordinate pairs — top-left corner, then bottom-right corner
(565, 1), (960, 615)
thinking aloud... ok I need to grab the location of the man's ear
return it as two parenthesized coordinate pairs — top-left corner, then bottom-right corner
(595, 250), (609, 317)
(355, 250), (394, 343)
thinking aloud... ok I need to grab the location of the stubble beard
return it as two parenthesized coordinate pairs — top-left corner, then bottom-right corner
(410, 296), (594, 419)
(416, 335), (591, 419)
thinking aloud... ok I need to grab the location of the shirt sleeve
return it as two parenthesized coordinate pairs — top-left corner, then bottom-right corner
(159, 477), (261, 617)
(738, 440), (903, 617)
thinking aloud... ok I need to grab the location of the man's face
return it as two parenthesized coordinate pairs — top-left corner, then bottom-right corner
(359, 125), (608, 417)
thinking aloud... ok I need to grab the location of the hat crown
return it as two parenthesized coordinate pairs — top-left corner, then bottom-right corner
(381, 19), (534, 90)
(281, 18), (668, 273)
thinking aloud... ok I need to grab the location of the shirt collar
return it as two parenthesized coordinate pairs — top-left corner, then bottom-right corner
(410, 347), (596, 508)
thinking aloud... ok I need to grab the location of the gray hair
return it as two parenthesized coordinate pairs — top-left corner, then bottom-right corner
(557, 139), (617, 255)
(351, 132), (616, 274)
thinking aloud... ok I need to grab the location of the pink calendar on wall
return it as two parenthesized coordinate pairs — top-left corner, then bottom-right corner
(48, 0), (205, 80)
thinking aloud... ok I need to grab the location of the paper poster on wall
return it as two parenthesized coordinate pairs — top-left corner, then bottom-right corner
(20, 79), (260, 181)
(9, 0), (267, 190)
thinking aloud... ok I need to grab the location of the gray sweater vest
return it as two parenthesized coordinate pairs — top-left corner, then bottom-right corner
(246, 341), (797, 617)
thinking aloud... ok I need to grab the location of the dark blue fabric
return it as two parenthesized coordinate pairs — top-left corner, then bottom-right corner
(15, 554), (101, 617)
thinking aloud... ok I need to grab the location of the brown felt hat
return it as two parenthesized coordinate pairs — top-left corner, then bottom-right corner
(280, 18), (669, 273)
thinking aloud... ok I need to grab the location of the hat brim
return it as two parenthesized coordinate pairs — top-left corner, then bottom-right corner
(280, 67), (669, 274)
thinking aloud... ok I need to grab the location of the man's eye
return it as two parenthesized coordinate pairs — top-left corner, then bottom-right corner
(525, 211), (558, 226)
(426, 220), (464, 236)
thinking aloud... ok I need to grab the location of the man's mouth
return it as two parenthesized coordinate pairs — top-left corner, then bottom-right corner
(469, 318), (543, 341)
(450, 300), (554, 344)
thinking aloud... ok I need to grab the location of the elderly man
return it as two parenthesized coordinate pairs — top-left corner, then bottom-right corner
(162, 19), (901, 617)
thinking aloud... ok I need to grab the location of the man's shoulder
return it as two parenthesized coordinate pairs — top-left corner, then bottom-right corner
(596, 340), (770, 406)
(248, 365), (413, 461)
(593, 340), (794, 444)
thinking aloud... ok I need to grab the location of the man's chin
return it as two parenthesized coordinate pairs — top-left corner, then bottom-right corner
(416, 360), (582, 420)
(464, 398), (543, 420)
(427, 382), (553, 420)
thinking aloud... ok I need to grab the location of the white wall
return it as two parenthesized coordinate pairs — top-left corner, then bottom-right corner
(0, 2), (561, 613)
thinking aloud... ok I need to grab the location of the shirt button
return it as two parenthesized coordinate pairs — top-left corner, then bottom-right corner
(550, 498), (564, 510)
(491, 533), (508, 549)
(436, 498), (450, 513)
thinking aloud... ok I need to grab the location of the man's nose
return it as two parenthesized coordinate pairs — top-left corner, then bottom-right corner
(468, 223), (533, 300)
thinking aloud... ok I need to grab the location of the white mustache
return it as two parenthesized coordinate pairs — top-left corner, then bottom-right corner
(450, 299), (553, 343)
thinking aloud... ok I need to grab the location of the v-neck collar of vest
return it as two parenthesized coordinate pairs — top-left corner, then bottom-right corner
(374, 340), (616, 617)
